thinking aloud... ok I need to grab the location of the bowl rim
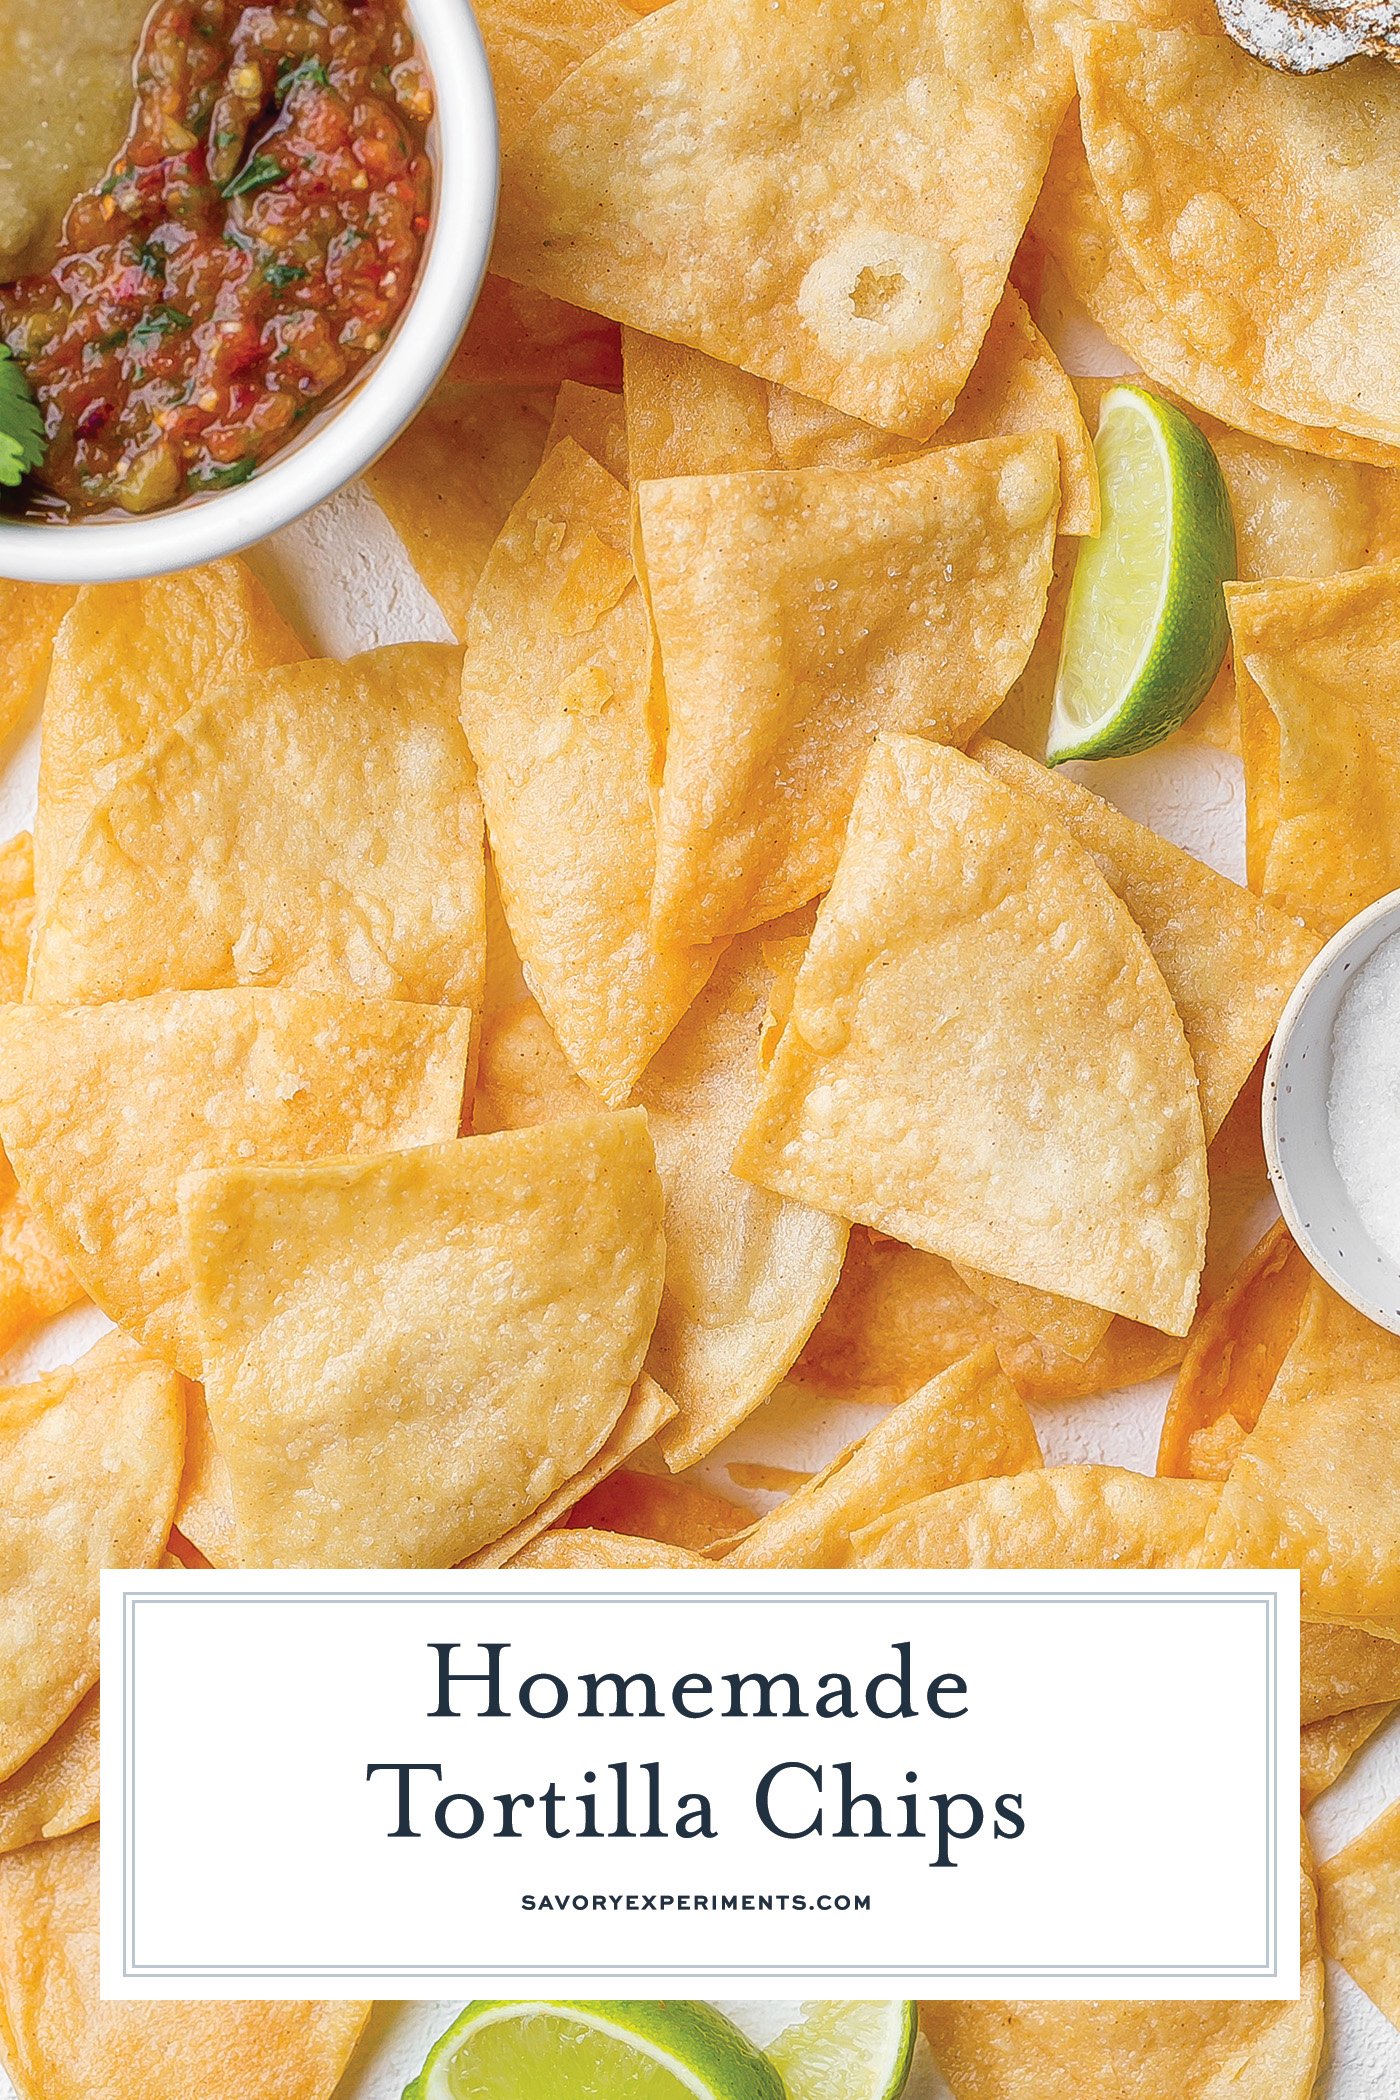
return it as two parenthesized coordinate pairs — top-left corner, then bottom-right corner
(1263, 883), (1400, 1332)
(0, 0), (499, 586)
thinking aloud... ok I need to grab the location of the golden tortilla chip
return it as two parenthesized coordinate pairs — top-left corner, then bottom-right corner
(0, 1828), (370, 2100)
(35, 560), (306, 913)
(921, 1853), (1323, 2100)
(1320, 1795), (1400, 2029)
(851, 1464), (1218, 1570)
(173, 1389), (238, 1572)
(461, 437), (718, 1103)
(1202, 1270), (1400, 1622)
(736, 736), (1208, 1335)
(29, 645), (485, 1012)
(643, 437), (1061, 943)
(1074, 24), (1400, 452)
(511, 1528), (710, 1569)
(1300, 1704), (1394, 1808)
(0, 1688), (99, 1858)
(366, 384), (557, 638)
(0, 991), (473, 1376)
(0, 1336), (182, 1785)
(547, 381), (628, 481)
(496, 0), (1072, 439)
(0, 582), (74, 751)
(182, 1114), (665, 1567)
(475, 0), (633, 149)
(1231, 563), (1400, 939)
(1301, 1620), (1400, 1725)
(1158, 1220), (1310, 1482)
(622, 287), (1098, 534)
(563, 1466), (749, 1552)
(0, 832), (33, 1004)
(725, 1346), (1042, 1569)
(448, 275), (623, 390)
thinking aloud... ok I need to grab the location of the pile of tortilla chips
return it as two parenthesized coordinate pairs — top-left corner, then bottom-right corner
(0, 0), (1397, 2087)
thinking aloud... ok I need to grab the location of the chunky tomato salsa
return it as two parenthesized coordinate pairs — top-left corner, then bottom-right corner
(0, 0), (433, 516)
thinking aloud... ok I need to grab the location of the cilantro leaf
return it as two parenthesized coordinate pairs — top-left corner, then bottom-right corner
(223, 152), (286, 200)
(277, 57), (330, 100)
(189, 455), (256, 491)
(128, 304), (193, 352)
(0, 349), (46, 489)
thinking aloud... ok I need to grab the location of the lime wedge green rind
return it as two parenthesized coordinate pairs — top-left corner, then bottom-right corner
(764, 1999), (917, 2100)
(404, 1999), (787, 2100)
(1046, 383), (1236, 765)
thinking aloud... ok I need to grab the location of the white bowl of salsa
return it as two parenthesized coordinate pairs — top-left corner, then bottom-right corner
(0, 0), (498, 583)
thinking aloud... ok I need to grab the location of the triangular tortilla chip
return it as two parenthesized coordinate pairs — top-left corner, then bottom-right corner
(444, 275), (622, 390)
(642, 437), (1060, 943)
(0, 1829), (369, 2100)
(1231, 563), (1400, 938)
(0, 1336), (182, 1785)
(547, 380), (628, 480)
(1158, 1220), (1311, 1482)
(1202, 1271), (1400, 1622)
(726, 1346), (1041, 1569)
(0, 991), (473, 1376)
(0, 832), (33, 1004)
(511, 1529), (710, 1569)
(475, 0), (633, 150)
(563, 1466), (749, 1552)
(496, 0), (1072, 438)
(0, 581), (73, 749)
(1300, 1704), (1394, 1807)
(736, 736), (1208, 1334)
(1320, 1795), (1400, 2029)
(0, 1686), (99, 1858)
(461, 437), (719, 1103)
(852, 1464), (1218, 1570)
(1301, 1621), (1400, 1725)
(29, 645), (485, 1011)
(35, 560), (306, 912)
(181, 1114), (665, 1567)
(174, 1389), (238, 1571)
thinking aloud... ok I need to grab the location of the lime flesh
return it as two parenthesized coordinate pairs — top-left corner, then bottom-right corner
(1047, 382), (1235, 763)
(764, 2000), (917, 2100)
(406, 2001), (786, 2100)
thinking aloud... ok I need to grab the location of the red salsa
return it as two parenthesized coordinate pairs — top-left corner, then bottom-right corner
(0, 0), (433, 515)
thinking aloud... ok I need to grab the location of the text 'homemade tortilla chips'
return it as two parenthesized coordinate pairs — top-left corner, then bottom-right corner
(735, 736), (1208, 1334)
(181, 1114), (665, 1568)
(0, 991), (473, 1376)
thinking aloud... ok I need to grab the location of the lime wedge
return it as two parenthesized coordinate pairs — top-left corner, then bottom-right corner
(1046, 383), (1235, 763)
(404, 2000), (786, 2100)
(764, 2001), (917, 2100)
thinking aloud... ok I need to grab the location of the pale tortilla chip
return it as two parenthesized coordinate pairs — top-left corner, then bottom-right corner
(1301, 1621), (1400, 1725)
(0, 583), (74, 751)
(1158, 1220), (1310, 1482)
(366, 385), (557, 638)
(0, 1828), (370, 2100)
(0, 833), (33, 1004)
(1300, 1705), (1394, 1808)
(496, 0), (1072, 439)
(1202, 1270), (1400, 1621)
(174, 1389), (238, 1572)
(736, 736), (1208, 1335)
(726, 1346), (1042, 1569)
(563, 1465), (749, 1552)
(475, 0), (634, 149)
(922, 1854), (1323, 2100)
(547, 380), (628, 480)
(642, 437), (1060, 943)
(1074, 24), (1400, 451)
(35, 560), (306, 913)
(461, 437), (718, 1103)
(29, 645), (485, 1011)
(182, 1114), (665, 1567)
(0, 991), (473, 1376)
(448, 275), (622, 390)
(0, 1336), (182, 1785)
(511, 1528), (710, 1569)
(851, 1464), (1218, 1570)
(0, 1688), (99, 1857)
(1231, 563), (1400, 938)
(1320, 1795), (1400, 2029)
(622, 287), (1098, 534)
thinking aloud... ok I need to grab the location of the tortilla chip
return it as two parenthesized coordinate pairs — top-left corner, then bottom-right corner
(1231, 563), (1400, 938)
(726, 1346), (1042, 1569)
(496, 0), (1072, 439)
(1202, 1270), (1400, 1621)
(366, 384), (557, 638)
(852, 1464), (1218, 1570)
(1158, 1220), (1311, 1482)
(0, 1335), (182, 1785)
(0, 1829), (370, 2100)
(1074, 25), (1400, 452)
(463, 1372), (677, 1569)
(563, 1466), (749, 1552)
(0, 833), (33, 1005)
(921, 1854), (1323, 2100)
(1300, 1704), (1394, 1808)
(1320, 1794), (1400, 2029)
(475, 0), (634, 149)
(461, 437), (718, 1103)
(511, 1528), (710, 1569)
(35, 560), (306, 913)
(643, 437), (1061, 943)
(174, 1389), (238, 1572)
(182, 1114), (665, 1567)
(449, 275), (623, 390)
(29, 645), (485, 1012)
(1301, 1621), (1400, 1725)
(0, 991), (473, 1376)
(0, 1688), (99, 1857)
(622, 287), (1098, 534)
(736, 736), (1208, 1335)
(0, 582), (74, 751)
(547, 381), (628, 480)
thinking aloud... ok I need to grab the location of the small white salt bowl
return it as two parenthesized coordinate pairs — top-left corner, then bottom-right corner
(1264, 886), (1400, 1336)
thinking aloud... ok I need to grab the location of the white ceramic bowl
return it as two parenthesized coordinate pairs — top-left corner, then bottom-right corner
(1263, 886), (1400, 1334)
(0, 0), (498, 585)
